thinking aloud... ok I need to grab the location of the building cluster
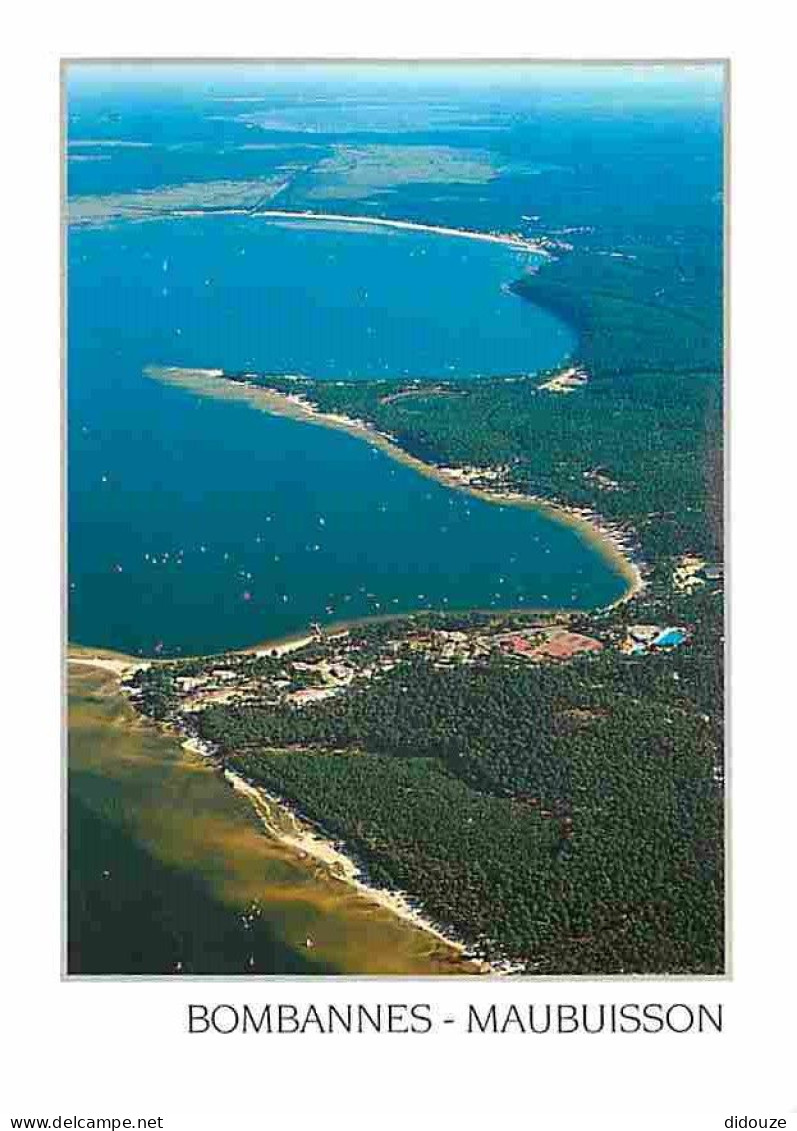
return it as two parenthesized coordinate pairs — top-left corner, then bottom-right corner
(582, 467), (621, 493)
(536, 366), (589, 394)
(672, 554), (723, 593)
(617, 624), (688, 656)
(498, 628), (603, 662)
(142, 598), (697, 721)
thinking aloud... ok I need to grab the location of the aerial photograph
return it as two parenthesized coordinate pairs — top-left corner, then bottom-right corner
(65, 60), (725, 977)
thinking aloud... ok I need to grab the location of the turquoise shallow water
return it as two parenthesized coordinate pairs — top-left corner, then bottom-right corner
(68, 214), (627, 656)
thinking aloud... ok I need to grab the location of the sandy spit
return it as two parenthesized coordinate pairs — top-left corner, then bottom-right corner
(148, 365), (645, 606)
(251, 208), (551, 256)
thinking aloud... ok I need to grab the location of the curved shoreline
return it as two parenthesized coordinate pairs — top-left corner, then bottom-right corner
(147, 364), (645, 608)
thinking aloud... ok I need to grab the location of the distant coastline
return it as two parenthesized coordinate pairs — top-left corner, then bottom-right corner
(146, 365), (645, 609)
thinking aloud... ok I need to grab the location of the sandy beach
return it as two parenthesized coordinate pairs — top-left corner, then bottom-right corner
(253, 634), (316, 658)
(67, 652), (149, 677)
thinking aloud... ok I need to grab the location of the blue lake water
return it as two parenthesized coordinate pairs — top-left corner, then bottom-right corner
(67, 213), (629, 655)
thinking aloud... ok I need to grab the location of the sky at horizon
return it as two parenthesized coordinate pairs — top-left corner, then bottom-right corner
(65, 60), (726, 106)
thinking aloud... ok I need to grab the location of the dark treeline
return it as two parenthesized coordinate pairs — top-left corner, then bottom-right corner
(512, 237), (723, 378)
